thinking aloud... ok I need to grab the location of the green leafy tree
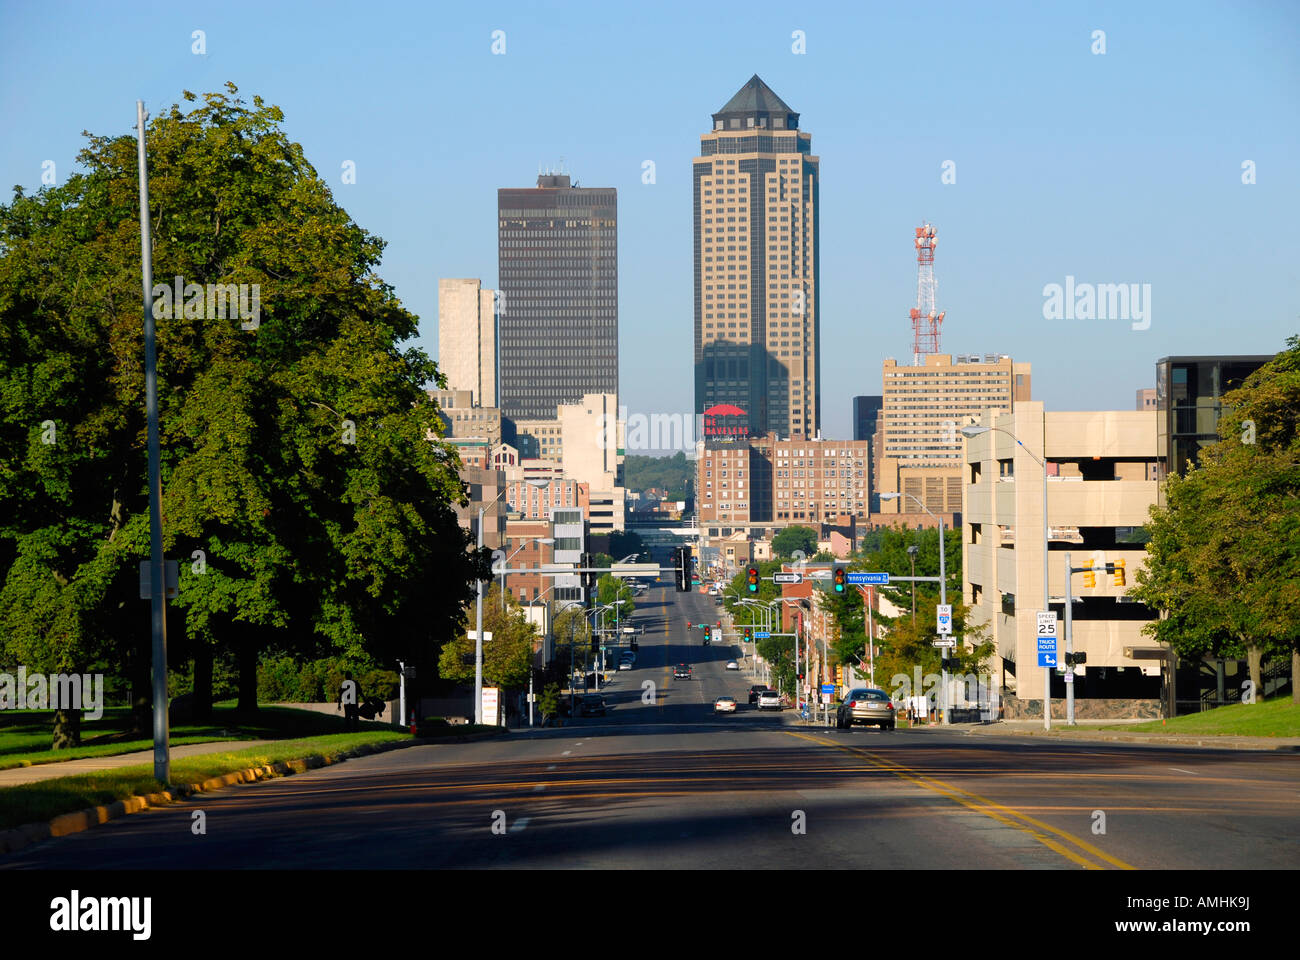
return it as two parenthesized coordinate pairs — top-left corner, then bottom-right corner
(438, 584), (536, 688)
(1131, 336), (1300, 701)
(596, 573), (635, 618)
(538, 682), (560, 725)
(771, 525), (818, 560)
(623, 452), (693, 500)
(0, 85), (479, 744)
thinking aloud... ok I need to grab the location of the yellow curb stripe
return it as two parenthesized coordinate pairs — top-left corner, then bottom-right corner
(783, 730), (1136, 870)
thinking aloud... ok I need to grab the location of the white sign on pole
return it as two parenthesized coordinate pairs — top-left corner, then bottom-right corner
(1035, 611), (1057, 638)
(936, 604), (953, 635)
(481, 687), (500, 726)
(467, 630), (494, 642)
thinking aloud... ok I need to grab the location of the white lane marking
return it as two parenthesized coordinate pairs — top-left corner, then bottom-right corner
(576, 742), (584, 746)
(509, 817), (530, 833)
(533, 784), (546, 793)
(562, 750), (571, 756)
(546, 764), (556, 771)
(1169, 766), (1198, 775)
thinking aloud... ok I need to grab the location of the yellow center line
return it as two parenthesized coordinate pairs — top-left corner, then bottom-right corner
(783, 730), (1137, 870)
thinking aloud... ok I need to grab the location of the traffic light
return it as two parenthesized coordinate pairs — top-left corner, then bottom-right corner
(743, 626), (753, 642)
(673, 547), (690, 593)
(683, 549), (695, 587)
(746, 566), (759, 594)
(687, 621), (693, 630)
(1065, 651), (1087, 666)
(1082, 559), (1096, 589)
(832, 564), (846, 594)
(581, 552), (597, 601)
(1111, 559), (1126, 587)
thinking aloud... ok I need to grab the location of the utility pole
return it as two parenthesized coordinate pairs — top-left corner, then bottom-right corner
(136, 100), (169, 785)
(474, 507), (485, 725)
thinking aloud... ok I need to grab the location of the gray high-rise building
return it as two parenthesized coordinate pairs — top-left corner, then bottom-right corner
(694, 75), (820, 441)
(497, 174), (618, 422)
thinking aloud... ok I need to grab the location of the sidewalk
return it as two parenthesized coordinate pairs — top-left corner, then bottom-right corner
(0, 740), (275, 789)
(941, 718), (1300, 752)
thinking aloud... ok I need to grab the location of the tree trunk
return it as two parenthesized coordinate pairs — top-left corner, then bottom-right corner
(236, 638), (259, 715)
(52, 707), (81, 749)
(1246, 644), (1263, 702)
(193, 643), (213, 722)
(1292, 647), (1299, 705)
(129, 656), (152, 736)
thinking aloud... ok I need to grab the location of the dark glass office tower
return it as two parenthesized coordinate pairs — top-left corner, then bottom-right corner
(497, 174), (618, 422)
(1155, 354), (1273, 482)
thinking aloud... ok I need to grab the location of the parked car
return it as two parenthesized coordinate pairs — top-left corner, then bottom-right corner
(836, 688), (896, 730)
(757, 689), (783, 711)
(579, 695), (606, 717)
(726, 660), (739, 670)
(714, 696), (737, 713)
(748, 684), (769, 704)
(674, 664), (693, 680)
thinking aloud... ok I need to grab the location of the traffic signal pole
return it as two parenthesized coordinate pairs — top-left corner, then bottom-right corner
(1065, 551), (1075, 725)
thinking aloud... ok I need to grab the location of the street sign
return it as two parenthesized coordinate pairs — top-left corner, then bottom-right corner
(821, 684), (834, 695)
(754, 631), (771, 639)
(138, 559), (179, 600)
(807, 570), (831, 580)
(847, 571), (890, 585)
(711, 628), (722, 645)
(773, 572), (804, 584)
(936, 604), (953, 635)
(467, 630), (494, 642)
(1038, 651), (1058, 668)
(1035, 611), (1058, 638)
(1036, 637), (1057, 652)
(932, 639), (956, 647)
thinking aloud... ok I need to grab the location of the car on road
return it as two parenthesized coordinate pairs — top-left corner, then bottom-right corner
(836, 688), (896, 730)
(714, 696), (737, 713)
(748, 684), (769, 704)
(726, 660), (739, 670)
(618, 659), (633, 670)
(674, 664), (693, 679)
(579, 695), (606, 717)
(757, 689), (783, 711)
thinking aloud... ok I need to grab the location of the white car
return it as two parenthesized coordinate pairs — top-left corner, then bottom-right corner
(618, 659), (633, 671)
(757, 690), (783, 710)
(714, 697), (737, 713)
(725, 660), (739, 670)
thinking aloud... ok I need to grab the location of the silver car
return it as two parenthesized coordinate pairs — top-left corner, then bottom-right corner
(757, 689), (783, 710)
(837, 688), (896, 730)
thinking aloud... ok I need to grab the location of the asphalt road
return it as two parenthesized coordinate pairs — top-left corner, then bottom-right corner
(4, 576), (1298, 870)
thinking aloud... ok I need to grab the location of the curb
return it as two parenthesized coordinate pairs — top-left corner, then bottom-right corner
(0, 737), (424, 858)
(961, 724), (1300, 751)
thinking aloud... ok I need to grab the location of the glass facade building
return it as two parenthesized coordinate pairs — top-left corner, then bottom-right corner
(1155, 355), (1272, 480)
(694, 75), (820, 440)
(497, 174), (618, 422)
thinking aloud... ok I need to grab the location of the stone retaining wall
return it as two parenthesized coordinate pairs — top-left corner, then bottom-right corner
(1001, 695), (1161, 720)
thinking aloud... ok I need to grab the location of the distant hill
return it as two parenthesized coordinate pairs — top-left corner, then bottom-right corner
(624, 452), (693, 500)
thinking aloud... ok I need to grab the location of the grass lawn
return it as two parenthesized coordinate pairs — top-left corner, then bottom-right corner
(0, 730), (408, 833)
(1104, 697), (1300, 736)
(0, 702), (395, 771)
(0, 723), (503, 832)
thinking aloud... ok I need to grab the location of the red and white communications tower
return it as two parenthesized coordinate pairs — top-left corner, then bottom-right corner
(909, 222), (944, 365)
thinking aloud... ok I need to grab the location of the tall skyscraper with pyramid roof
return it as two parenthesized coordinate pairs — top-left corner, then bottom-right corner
(693, 75), (820, 441)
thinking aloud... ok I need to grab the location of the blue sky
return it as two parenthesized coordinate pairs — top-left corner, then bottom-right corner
(3, 0), (1297, 443)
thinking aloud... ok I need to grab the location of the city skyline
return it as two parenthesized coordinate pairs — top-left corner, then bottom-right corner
(2, 1), (1296, 445)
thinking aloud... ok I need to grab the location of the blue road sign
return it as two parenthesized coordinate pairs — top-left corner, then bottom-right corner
(1038, 651), (1058, 667)
(821, 684), (834, 695)
(846, 572), (890, 585)
(1036, 637), (1058, 652)
(754, 631), (771, 639)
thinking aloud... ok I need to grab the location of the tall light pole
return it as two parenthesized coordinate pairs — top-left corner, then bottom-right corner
(881, 492), (947, 723)
(963, 423), (1051, 729)
(474, 485), (508, 725)
(136, 100), (169, 784)
(907, 544), (919, 624)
